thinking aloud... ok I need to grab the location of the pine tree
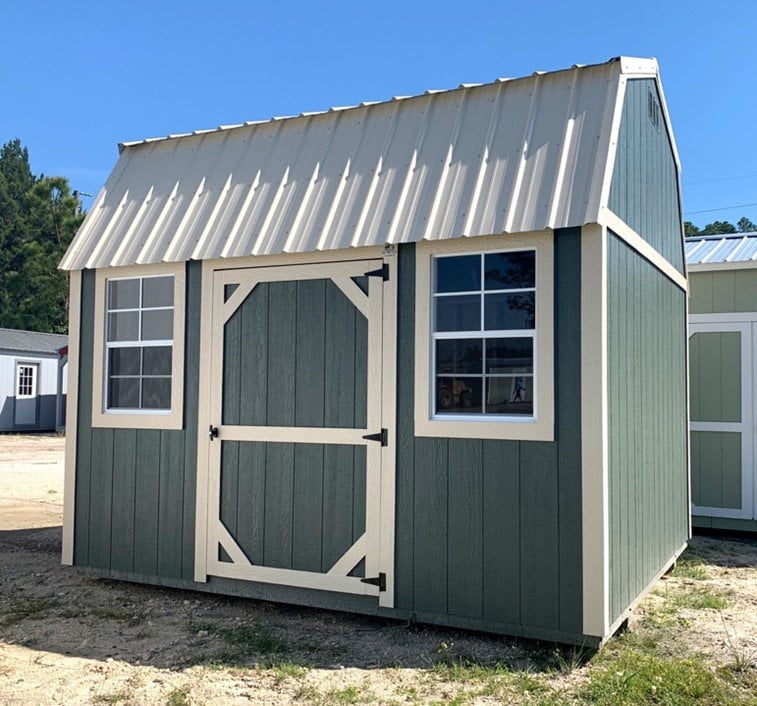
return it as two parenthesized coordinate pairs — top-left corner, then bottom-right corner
(0, 139), (84, 333)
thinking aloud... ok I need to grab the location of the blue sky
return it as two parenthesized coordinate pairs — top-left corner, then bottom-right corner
(3, 1), (755, 228)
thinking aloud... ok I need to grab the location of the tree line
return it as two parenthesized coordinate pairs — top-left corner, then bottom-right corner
(685, 216), (757, 237)
(0, 139), (83, 334)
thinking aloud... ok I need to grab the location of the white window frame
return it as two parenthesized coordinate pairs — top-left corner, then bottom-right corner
(16, 363), (38, 399)
(415, 232), (554, 441)
(92, 262), (185, 430)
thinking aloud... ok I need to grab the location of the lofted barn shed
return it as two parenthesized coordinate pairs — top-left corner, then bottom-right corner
(60, 56), (688, 646)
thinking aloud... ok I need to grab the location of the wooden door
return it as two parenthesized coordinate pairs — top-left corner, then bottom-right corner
(689, 321), (754, 520)
(203, 260), (388, 597)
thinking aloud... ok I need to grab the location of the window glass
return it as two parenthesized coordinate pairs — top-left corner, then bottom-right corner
(435, 255), (480, 293)
(105, 276), (174, 411)
(432, 250), (535, 418)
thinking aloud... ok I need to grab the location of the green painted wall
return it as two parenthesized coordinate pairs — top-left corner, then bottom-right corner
(692, 515), (757, 533)
(607, 232), (689, 625)
(73, 230), (584, 641)
(609, 79), (683, 272)
(394, 230), (583, 636)
(689, 270), (757, 314)
(689, 331), (741, 423)
(690, 431), (742, 510)
(73, 263), (201, 580)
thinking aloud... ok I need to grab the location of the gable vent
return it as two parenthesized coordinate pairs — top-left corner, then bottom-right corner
(647, 90), (661, 131)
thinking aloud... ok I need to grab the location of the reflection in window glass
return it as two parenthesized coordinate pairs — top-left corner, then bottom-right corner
(432, 250), (536, 418)
(105, 276), (174, 411)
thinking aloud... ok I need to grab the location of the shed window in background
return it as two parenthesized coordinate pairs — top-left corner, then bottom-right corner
(432, 250), (535, 417)
(105, 275), (174, 411)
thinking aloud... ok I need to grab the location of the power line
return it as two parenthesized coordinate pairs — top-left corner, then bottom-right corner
(684, 202), (757, 216)
(684, 173), (757, 186)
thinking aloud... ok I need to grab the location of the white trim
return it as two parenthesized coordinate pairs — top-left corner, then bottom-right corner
(194, 261), (215, 582)
(600, 210), (687, 292)
(91, 262), (186, 429)
(688, 261), (757, 272)
(414, 231), (554, 441)
(379, 249), (397, 607)
(15, 362), (38, 400)
(327, 534), (367, 576)
(595, 73), (627, 224)
(691, 312), (757, 324)
(581, 223), (609, 638)
(218, 425), (370, 445)
(62, 270), (81, 566)
(688, 321), (754, 520)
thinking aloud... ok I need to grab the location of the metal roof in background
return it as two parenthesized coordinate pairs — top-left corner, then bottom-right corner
(60, 57), (661, 271)
(685, 233), (757, 265)
(0, 328), (68, 355)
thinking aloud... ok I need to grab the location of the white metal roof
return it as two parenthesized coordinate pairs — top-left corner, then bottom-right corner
(0, 328), (68, 355)
(686, 233), (757, 265)
(60, 56), (663, 270)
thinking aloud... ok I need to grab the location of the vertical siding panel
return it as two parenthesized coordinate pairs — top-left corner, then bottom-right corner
(321, 444), (354, 570)
(295, 280), (326, 426)
(555, 228), (582, 634)
(263, 442), (295, 569)
(292, 444), (324, 571)
(267, 281), (297, 426)
(394, 244), (415, 611)
(88, 428), (114, 569)
(182, 261), (202, 580)
(110, 429), (137, 573)
(413, 438), (448, 615)
(236, 441), (267, 564)
(482, 440), (520, 625)
(520, 442), (559, 629)
(352, 445), (366, 543)
(325, 281), (357, 428)
(74, 270), (96, 566)
(134, 430), (160, 575)
(447, 440), (483, 619)
(241, 282), (269, 426)
(158, 430), (185, 578)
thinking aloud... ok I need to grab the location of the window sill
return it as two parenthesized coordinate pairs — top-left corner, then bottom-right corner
(91, 408), (183, 430)
(415, 414), (553, 441)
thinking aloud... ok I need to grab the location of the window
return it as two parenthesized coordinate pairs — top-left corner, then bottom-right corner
(92, 263), (185, 429)
(16, 365), (37, 399)
(106, 276), (174, 411)
(432, 250), (535, 417)
(414, 233), (554, 441)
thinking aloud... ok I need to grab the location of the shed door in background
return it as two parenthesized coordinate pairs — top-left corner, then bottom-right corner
(689, 321), (754, 520)
(14, 362), (38, 426)
(204, 259), (387, 598)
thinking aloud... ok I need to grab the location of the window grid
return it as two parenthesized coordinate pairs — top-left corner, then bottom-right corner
(431, 250), (536, 418)
(17, 366), (36, 398)
(106, 275), (173, 411)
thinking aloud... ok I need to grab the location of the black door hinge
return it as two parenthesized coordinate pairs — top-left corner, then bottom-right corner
(362, 428), (388, 446)
(360, 572), (386, 591)
(209, 425), (219, 440)
(364, 263), (389, 281)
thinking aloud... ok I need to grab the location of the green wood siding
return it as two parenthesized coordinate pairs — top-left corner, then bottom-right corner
(689, 331), (741, 423)
(692, 515), (757, 533)
(691, 431), (742, 510)
(609, 79), (683, 272)
(607, 232), (689, 625)
(395, 229), (583, 635)
(73, 233), (584, 640)
(73, 262), (202, 581)
(689, 270), (757, 314)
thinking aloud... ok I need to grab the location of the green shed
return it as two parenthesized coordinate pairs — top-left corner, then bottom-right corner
(59, 56), (689, 647)
(687, 233), (757, 533)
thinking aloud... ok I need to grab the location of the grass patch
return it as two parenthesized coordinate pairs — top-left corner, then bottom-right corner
(265, 660), (306, 684)
(165, 688), (190, 706)
(93, 692), (132, 704)
(672, 556), (709, 581)
(2, 597), (58, 625)
(582, 648), (754, 705)
(219, 623), (288, 655)
(92, 606), (146, 626)
(669, 586), (732, 611)
(295, 684), (372, 705)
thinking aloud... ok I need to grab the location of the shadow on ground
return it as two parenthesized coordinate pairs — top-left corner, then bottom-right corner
(0, 525), (593, 674)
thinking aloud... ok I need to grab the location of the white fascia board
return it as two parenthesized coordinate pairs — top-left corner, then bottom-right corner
(688, 261), (757, 272)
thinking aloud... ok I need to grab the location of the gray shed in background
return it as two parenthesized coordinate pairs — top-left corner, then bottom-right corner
(59, 56), (688, 647)
(687, 233), (757, 532)
(0, 328), (68, 432)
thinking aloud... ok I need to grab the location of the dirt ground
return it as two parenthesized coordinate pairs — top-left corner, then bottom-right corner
(0, 435), (755, 705)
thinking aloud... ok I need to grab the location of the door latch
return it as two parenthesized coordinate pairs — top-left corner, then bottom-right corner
(209, 425), (219, 440)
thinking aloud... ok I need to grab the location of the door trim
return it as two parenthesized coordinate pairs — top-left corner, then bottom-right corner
(689, 320), (754, 520)
(14, 360), (40, 427)
(194, 249), (397, 608)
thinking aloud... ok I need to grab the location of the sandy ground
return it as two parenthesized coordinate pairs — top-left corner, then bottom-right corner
(0, 435), (755, 705)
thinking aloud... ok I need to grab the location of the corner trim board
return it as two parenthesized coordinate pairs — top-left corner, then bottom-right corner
(581, 223), (609, 637)
(61, 270), (82, 566)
